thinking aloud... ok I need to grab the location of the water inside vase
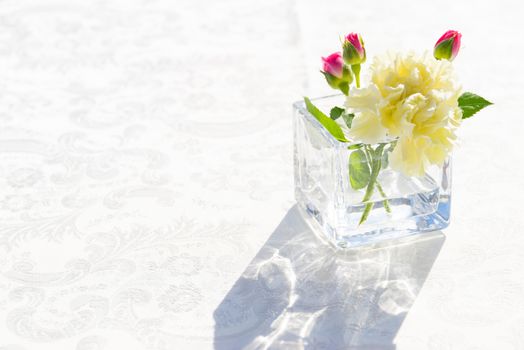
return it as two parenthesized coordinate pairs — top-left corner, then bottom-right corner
(342, 169), (440, 228)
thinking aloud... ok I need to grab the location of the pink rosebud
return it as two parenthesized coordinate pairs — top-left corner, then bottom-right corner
(343, 32), (366, 65)
(320, 52), (353, 95)
(321, 52), (344, 78)
(434, 30), (461, 61)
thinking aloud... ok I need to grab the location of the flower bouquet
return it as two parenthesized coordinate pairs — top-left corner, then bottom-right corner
(294, 31), (492, 248)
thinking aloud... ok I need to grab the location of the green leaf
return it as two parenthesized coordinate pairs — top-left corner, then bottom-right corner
(304, 97), (348, 142)
(349, 149), (371, 190)
(329, 106), (355, 129)
(330, 106), (345, 120)
(342, 113), (355, 129)
(347, 143), (363, 150)
(458, 92), (493, 119)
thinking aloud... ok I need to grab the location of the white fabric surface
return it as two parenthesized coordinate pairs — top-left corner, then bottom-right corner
(0, 0), (523, 349)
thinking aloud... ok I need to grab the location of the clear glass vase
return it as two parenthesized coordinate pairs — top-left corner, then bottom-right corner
(293, 95), (451, 248)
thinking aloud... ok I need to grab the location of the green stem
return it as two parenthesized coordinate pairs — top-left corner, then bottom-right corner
(359, 202), (374, 225)
(351, 64), (361, 88)
(363, 145), (391, 214)
(376, 182), (391, 213)
(358, 144), (386, 226)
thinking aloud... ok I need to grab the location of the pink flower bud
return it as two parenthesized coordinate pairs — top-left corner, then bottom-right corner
(434, 30), (461, 61)
(343, 33), (366, 65)
(320, 52), (353, 94)
(321, 52), (344, 78)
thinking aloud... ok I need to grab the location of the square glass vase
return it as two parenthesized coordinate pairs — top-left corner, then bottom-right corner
(293, 95), (451, 248)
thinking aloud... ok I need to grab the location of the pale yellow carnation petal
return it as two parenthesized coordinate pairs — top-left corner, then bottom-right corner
(344, 84), (381, 112)
(348, 110), (388, 144)
(390, 136), (430, 177)
(345, 84), (389, 144)
(345, 51), (462, 176)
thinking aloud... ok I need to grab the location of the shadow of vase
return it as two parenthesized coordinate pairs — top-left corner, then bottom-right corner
(213, 205), (445, 350)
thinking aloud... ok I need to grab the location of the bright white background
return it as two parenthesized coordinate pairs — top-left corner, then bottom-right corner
(0, 0), (523, 349)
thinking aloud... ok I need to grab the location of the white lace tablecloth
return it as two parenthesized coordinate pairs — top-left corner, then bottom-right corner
(1, 0), (523, 349)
